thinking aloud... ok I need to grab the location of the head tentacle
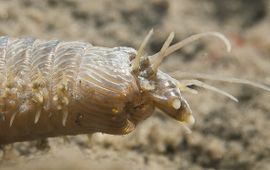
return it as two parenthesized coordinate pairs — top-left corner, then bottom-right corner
(133, 30), (236, 130)
(171, 71), (270, 92)
(178, 79), (238, 102)
(149, 32), (231, 72)
(151, 32), (175, 73)
(132, 29), (154, 72)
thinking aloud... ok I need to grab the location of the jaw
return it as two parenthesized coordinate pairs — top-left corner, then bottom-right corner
(140, 71), (195, 125)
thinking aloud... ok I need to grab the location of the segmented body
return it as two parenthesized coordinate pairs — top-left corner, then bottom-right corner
(1, 31), (265, 145)
(0, 37), (153, 144)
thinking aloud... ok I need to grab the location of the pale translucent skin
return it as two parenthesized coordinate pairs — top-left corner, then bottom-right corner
(0, 37), (179, 144)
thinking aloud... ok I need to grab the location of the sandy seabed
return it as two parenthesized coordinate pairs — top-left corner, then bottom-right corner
(0, 0), (270, 170)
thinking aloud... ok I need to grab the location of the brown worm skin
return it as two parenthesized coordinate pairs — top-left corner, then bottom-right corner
(0, 36), (157, 144)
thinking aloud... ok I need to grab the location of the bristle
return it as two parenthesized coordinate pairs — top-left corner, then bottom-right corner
(62, 110), (68, 126)
(34, 109), (42, 124)
(9, 112), (17, 127)
(123, 120), (135, 134)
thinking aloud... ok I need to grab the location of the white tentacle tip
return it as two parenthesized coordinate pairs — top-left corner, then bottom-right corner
(210, 32), (232, 53)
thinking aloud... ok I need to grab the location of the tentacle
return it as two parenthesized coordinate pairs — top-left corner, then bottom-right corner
(149, 32), (231, 68)
(165, 32), (231, 56)
(171, 71), (270, 92)
(132, 29), (154, 72)
(176, 81), (198, 94)
(179, 79), (238, 102)
(151, 32), (175, 73)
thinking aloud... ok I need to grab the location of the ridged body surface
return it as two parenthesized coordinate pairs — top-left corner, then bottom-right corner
(0, 37), (154, 144)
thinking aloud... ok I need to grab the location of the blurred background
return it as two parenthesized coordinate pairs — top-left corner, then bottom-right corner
(0, 0), (270, 169)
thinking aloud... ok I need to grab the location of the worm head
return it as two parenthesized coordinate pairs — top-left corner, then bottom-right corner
(144, 70), (194, 125)
(132, 29), (231, 127)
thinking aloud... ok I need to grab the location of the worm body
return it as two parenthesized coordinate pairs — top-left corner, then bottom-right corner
(0, 31), (269, 145)
(0, 36), (154, 144)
